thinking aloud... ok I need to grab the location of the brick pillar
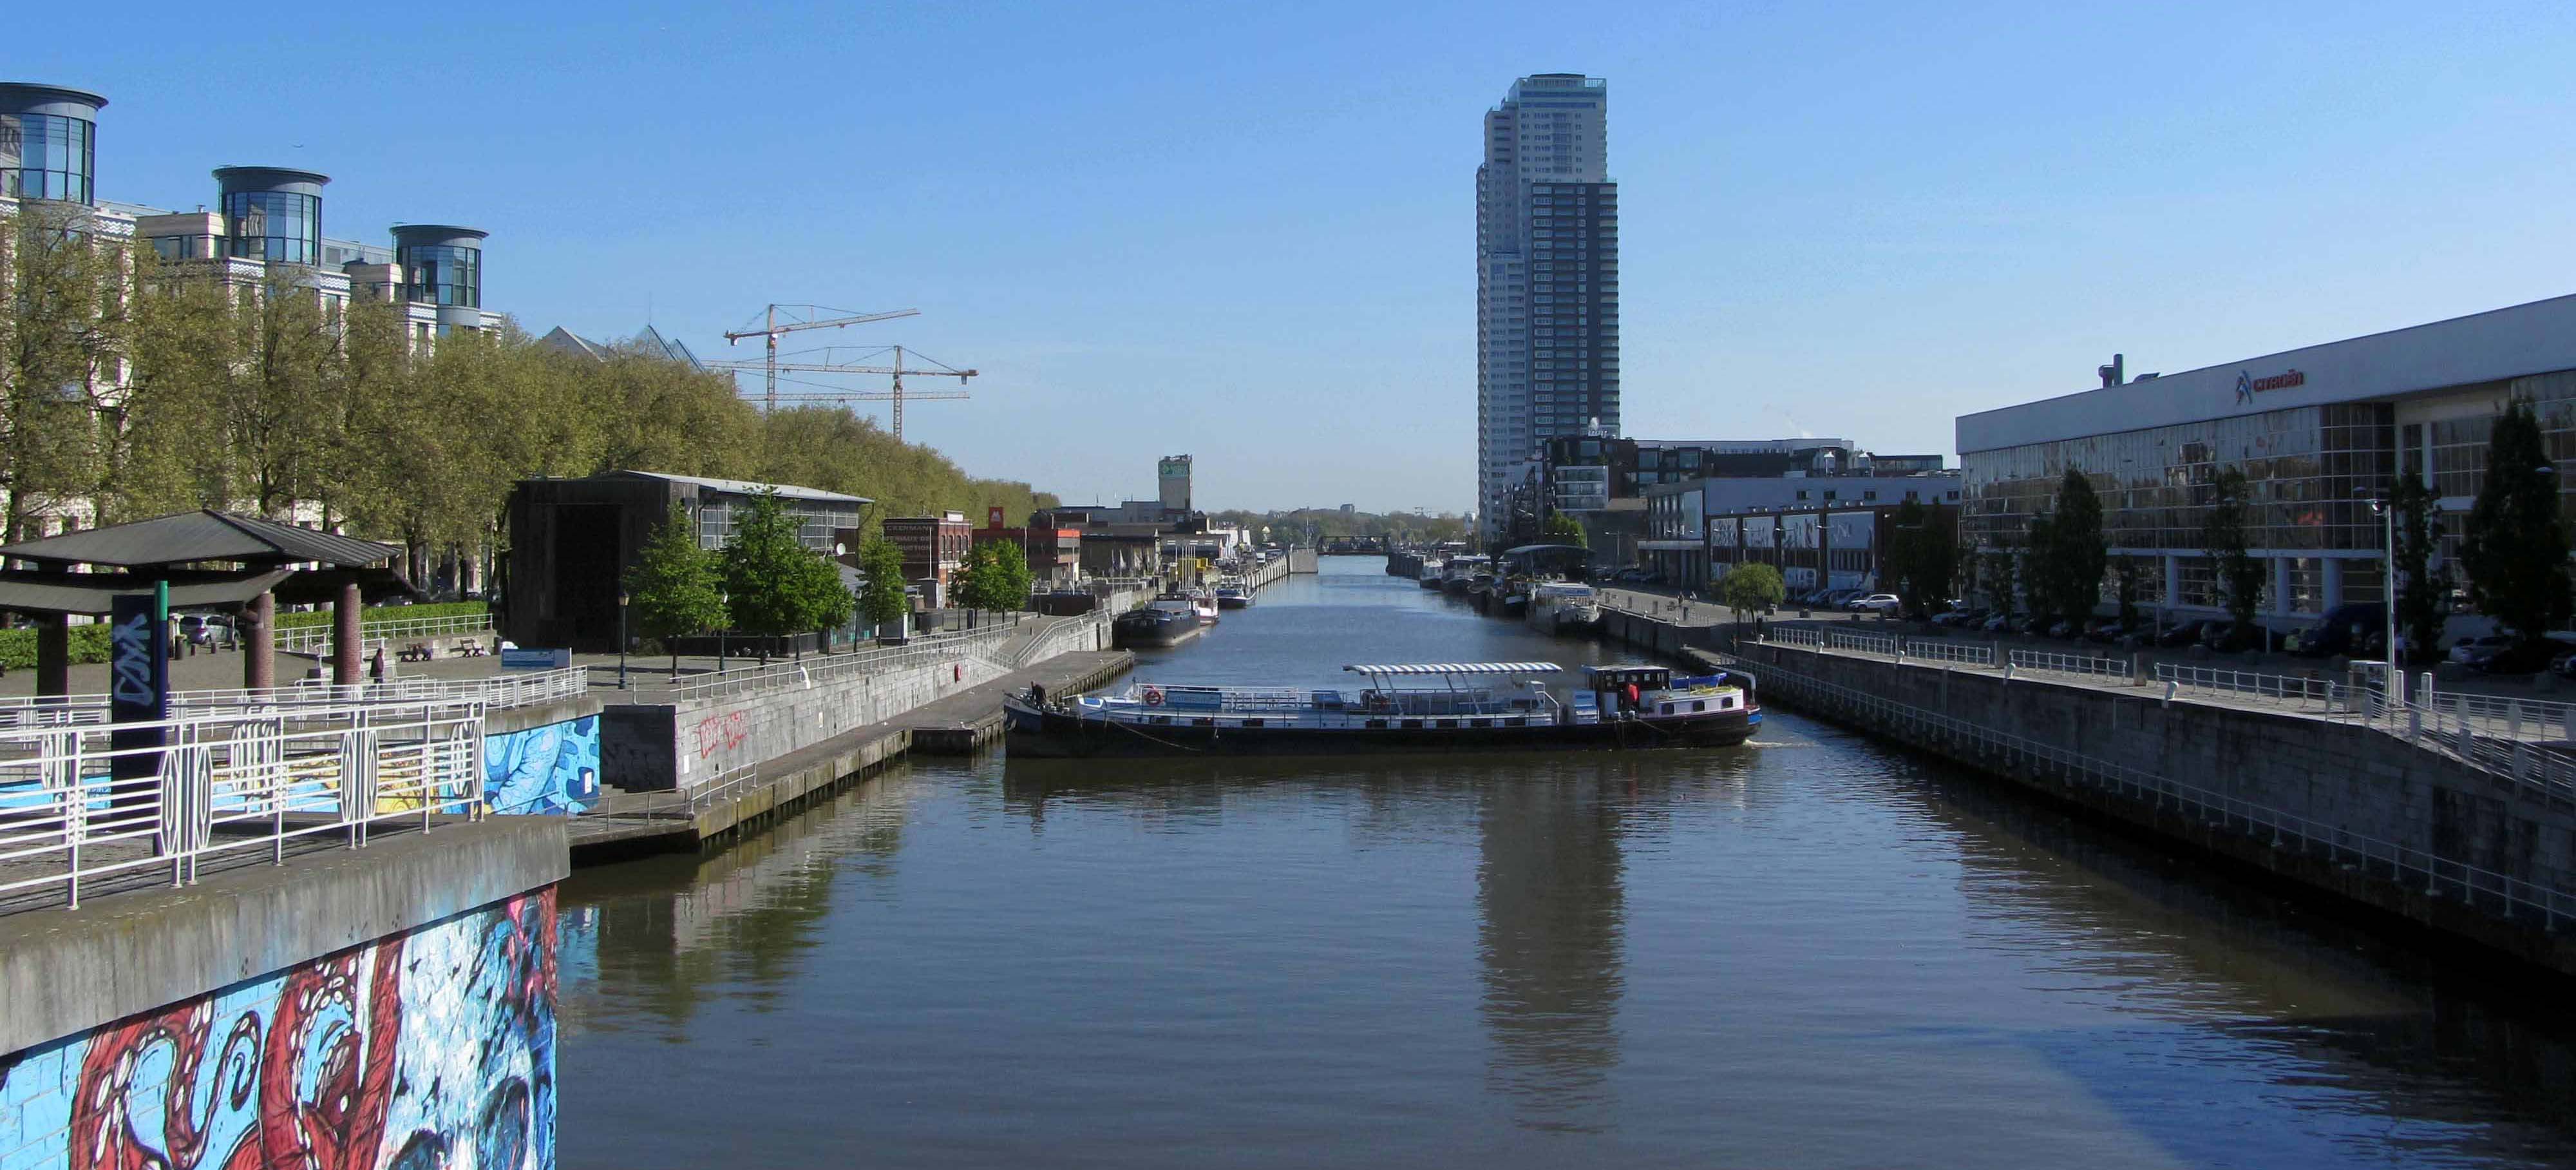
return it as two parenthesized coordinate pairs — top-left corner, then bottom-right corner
(332, 582), (362, 686)
(243, 591), (275, 691)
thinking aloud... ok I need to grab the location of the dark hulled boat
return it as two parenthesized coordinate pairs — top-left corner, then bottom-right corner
(1005, 662), (1759, 758)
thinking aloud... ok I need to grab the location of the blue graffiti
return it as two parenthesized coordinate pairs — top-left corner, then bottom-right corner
(485, 716), (601, 815)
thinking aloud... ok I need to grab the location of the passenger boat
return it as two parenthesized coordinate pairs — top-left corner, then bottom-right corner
(1215, 582), (1251, 609)
(1527, 581), (1602, 634)
(1004, 662), (1759, 758)
(1112, 595), (1209, 648)
(1417, 559), (1446, 588)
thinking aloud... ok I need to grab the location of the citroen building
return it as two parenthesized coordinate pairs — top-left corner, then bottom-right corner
(1956, 293), (2576, 624)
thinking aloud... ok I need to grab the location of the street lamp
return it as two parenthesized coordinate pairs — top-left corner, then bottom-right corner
(617, 590), (630, 690)
(2358, 489), (2399, 704)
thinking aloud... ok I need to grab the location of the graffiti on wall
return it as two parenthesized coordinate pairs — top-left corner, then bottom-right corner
(0, 888), (558, 1170)
(486, 716), (601, 816)
(692, 711), (748, 762)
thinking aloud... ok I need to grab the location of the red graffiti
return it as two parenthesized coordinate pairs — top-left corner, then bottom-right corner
(693, 710), (748, 760)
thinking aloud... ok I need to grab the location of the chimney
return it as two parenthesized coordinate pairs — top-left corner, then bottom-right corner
(2098, 353), (2125, 388)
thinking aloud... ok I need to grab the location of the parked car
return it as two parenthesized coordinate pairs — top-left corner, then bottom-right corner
(2448, 633), (2513, 665)
(1844, 593), (1901, 613)
(1933, 607), (1987, 628)
(2157, 619), (2216, 649)
(2080, 618), (2128, 644)
(2470, 641), (2559, 676)
(2199, 620), (2265, 653)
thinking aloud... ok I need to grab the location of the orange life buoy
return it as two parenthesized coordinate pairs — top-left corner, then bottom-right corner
(1142, 686), (1165, 706)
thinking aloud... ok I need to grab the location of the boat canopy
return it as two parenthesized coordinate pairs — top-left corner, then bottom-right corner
(1343, 662), (1564, 676)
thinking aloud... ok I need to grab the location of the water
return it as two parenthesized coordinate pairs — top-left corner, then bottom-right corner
(558, 559), (2576, 1168)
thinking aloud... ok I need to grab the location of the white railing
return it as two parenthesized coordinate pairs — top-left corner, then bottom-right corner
(656, 622), (1020, 703)
(2007, 649), (2132, 682)
(1766, 626), (1829, 651)
(1723, 651), (2576, 926)
(2351, 689), (2576, 802)
(274, 611), (493, 655)
(1001, 617), (1105, 671)
(2154, 664), (2342, 711)
(1902, 640), (1995, 667)
(1827, 629), (1901, 657)
(0, 667), (591, 727)
(0, 700), (488, 910)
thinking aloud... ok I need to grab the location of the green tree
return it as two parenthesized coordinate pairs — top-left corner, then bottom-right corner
(1540, 510), (1588, 549)
(623, 503), (728, 678)
(2389, 471), (2445, 663)
(718, 490), (844, 660)
(1879, 499), (1956, 617)
(2, 201), (133, 537)
(856, 537), (911, 635)
(2025, 468), (2106, 626)
(953, 540), (1033, 615)
(2460, 399), (2571, 646)
(2202, 466), (2266, 632)
(1718, 562), (1786, 615)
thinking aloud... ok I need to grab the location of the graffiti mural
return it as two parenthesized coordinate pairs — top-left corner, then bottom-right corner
(486, 716), (601, 816)
(0, 888), (557, 1170)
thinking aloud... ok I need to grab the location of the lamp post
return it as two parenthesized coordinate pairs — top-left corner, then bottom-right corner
(617, 589), (630, 690)
(2360, 490), (2399, 705)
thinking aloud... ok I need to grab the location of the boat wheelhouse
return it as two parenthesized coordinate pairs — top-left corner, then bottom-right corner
(1005, 661), (1759, 758)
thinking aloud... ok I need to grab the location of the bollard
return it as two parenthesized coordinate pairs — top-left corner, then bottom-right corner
(2163, 679), (2175, 707)
(2509, 701), (2523, 743)
(2004, 662), (2015, 684)
(2130, 651), (2145, 686)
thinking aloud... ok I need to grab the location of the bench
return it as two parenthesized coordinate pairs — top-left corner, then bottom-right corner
(397, 644), (433, 663)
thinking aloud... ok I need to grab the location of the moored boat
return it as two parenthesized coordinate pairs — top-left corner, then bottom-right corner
(1216, 583), (1251, 609)
(1526, 581), (1602, 634)
(1005, 662), (1759, 758)
(1112, 595), (1209, 648)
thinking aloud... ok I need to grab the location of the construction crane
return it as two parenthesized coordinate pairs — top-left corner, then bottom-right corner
(703, 345), (978, 443)
(722, 305), (920, 412)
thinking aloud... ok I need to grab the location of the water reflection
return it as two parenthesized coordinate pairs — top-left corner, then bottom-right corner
(1473, 772), (1627, 1130)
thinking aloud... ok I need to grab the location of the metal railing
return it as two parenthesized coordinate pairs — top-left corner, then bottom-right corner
(0, 667), (590, 727)
(1766, 626), (1829, 651)
(275, 611), (493, 655)
(1901, 640), (1995, 667)
(2154, 663), (2342, 711)
(1000, 617), (1105, 671)
(1722, 651), (2576, 926)
(1827, 629), (1901, 657)
(0, 700), (488, 910)
(654, 622), (1019, 703)
(2007, 649), (2132, 682)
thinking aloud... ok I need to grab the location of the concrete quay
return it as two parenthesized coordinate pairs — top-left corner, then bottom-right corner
(566, 650), (1132, 863)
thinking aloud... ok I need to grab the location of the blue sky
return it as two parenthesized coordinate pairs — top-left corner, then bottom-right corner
(28, 0), (2576, 513)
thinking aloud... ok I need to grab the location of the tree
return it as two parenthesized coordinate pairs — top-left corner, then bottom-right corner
(856, 537), (911, 635)
(1982, 538), (2020, 623)
(1879, 499), (1956, 617)
(1541, 510), (1588, 549)
(717, 490), (845, 660)
(623, 503), (727, 678)
(2, 201), (133, 537)
(2460, 399), (2571, 646)
(2202, 466), (2266, 632)
(953, 540), (1033, 615)
(2113, 559), (2141, 629)
(2026, 468), (2106, 626)
(2389, 471), (2445, 663)
(1718, 562), (1786, 615)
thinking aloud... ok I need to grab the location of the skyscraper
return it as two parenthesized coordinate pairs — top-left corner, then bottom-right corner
(1477, 74), (1618, 541)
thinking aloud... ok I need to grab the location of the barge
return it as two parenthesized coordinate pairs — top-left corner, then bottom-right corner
(1005, 662), (1759, 758)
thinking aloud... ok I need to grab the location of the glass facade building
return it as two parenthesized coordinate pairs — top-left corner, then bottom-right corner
(214, 167), (328, 265)
(1956, 295), (2576, 622)
(0, 84), (105, 205)
(392, 225), (488, 308)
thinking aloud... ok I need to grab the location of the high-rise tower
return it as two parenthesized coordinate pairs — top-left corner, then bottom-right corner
(1477, 73), (1618, 542)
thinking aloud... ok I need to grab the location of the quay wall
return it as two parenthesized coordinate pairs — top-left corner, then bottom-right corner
(1289, 548), (1319, 574)
(1589, 614), (2576, 972)
(0, 820), (566, 1168)
(605, 655), (1013, 792)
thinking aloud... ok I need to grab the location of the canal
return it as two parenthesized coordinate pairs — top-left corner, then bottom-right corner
(558, 557), (2576, 1168)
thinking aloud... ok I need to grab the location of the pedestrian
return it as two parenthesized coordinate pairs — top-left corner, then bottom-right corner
(369, 646), (384, 682)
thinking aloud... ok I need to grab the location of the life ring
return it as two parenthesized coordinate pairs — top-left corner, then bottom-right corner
(1142, 686), (1166, 707)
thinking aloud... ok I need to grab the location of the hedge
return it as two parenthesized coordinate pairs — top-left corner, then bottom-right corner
(272, 600), (489, 631)
(0, 624), (115, 671)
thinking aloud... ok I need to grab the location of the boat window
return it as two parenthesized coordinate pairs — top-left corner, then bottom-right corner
(1506, 717), (1525, 727)
(1690, 700), (1705, 713)
(1193, 718), (1215, 727)
(1367, 719), (1389, 729)
(1243, 718), (1265, 728)
(1401, 719), (1424, 730)
(1437, 719), (1456, 729)
(1151, 716), (1171, 725)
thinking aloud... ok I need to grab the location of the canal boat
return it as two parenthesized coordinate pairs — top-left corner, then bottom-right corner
(1112, 596), (1209, 648)
(1417, 559), (1446, 588)
(1216, 582), (1251, 609)
(1004, 662), (1759, 758)
(1526, 581), (1602, 634)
